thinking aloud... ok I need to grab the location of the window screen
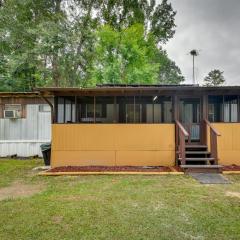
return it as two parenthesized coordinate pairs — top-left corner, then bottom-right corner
(208, 96), (223, 122)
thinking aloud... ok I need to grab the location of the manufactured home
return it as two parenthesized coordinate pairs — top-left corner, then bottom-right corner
(0, 92), (52, 157)
(37, 84), (240, 172)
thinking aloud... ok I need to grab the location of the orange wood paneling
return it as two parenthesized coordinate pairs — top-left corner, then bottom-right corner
(212, 123), (240, 165)
(51, 124), (175, 167)
(116, 151), (175, 166)
(52, 151), (116, 167)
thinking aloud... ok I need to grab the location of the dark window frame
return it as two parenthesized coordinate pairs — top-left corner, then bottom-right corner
(55, 95), (172, 124)
(208, 95), (240, 123)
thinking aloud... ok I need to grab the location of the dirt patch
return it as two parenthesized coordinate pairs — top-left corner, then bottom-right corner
(225, 191), (240, 199)
(0, 181), (44, 201)
(58, 194), (98, 202)
(52, 215), (63, 224)
(60, 195), (83, 201)
(49, 166), (182, 173)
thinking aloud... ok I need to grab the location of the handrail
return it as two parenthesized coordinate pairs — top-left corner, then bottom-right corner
(203, 119), (221, 164)
(176, 120), (189, 137)
(204, 119), (221, 136)
(175, 120), (189, 165)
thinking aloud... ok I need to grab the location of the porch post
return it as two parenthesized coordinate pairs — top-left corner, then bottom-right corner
(202, 95), (208, 145)
(173, 95), (178, 122)
(94, 96), (96, 123)
(75, 96), (77, 123)
(173, 95), (179, 159)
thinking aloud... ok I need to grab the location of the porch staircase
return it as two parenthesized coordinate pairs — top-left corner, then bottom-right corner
(176, 120), (222, 173)
(177, 145), (222, 173)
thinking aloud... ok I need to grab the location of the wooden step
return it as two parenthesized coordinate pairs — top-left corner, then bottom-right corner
(177, 151), (210, 154)
(181, 165), (222, 173)
(185, 151), (211, 154)
(185, 145), (207, 148)
(178, 157), (214, 161)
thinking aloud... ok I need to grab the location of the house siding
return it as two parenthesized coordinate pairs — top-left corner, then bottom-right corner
(212, 123), (240, 165)
(51, 124), (175, 167)
(0, 104), (51, 157)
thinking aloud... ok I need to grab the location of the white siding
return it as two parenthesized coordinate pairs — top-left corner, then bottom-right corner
(0, 105), (51, 157)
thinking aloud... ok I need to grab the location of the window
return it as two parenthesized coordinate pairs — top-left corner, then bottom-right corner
(57, 97), (75, 123)
(116, 96), (172, 123)
(208, 95), (239, 122)
(4, 104), (22, 118)
(223, 95), (238, 122)
(57, 97), (64, 123)
(153, 96), (172, 123)
(135, 96), (152, 123)
(95, 97), (114, 123)
(117, 96), (134, 123)
(78, 97), (94, 123)
(56, 95), (173, 124)
(208, 96), (223, 122)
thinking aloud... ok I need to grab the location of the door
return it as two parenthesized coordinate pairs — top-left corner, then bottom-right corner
(179, 97), (202, 144)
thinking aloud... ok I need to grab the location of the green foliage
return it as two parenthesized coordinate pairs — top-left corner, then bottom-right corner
(157, 50), (185, 84)
(89, 24), (160, 85)
(203, 69), (225, 86)
(89, 24), (184, 85)
(0, 0), (181, 91)
(0, 159), (240, 239)
(97, 0), (176, 44)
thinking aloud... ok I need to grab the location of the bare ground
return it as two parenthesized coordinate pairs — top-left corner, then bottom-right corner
(225, 191), (240, 199)
(0, 181), (44, 201)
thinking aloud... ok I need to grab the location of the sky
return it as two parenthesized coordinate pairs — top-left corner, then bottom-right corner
(163, 0), (240, 85)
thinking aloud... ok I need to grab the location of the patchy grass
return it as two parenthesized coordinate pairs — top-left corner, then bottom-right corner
(0, 159), (240, 240)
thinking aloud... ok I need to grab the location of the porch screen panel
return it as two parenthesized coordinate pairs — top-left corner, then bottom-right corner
(72, 102), (76, 123)
(116, 97), (125, 123)
(153, 96), (172, 123)
(116, 96), (134, 123)
(57, 97), (64, 123)
(223, 95), (238, 122)
(78, 97), (94, 123)
(65, 99), (72, 123)
(163, 99), (173, 123)
(135, 96), (153, 123)
(95, 97), (115, 123)
(125, 97), (135, 123)
(57, 97), (76, 123)
(208, 96), (223, 122)
(115, 96), (172, 123)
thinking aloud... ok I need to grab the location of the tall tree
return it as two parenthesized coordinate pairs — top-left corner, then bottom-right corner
(98, 0), (176, 44)
(89, 24), (184, 86)
(157, 49), (184, 84)
(89, 24), (160, 85)
(0, 0), (179, 91)
(203, 69), (225, 86)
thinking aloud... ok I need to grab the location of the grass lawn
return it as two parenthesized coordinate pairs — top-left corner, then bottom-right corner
(0, 159), (240, 240)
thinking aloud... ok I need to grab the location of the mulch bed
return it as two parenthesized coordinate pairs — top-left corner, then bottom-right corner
(222, 165), (240, 171)
(49, 166), (183, 173)
(47, 165), (240, 173)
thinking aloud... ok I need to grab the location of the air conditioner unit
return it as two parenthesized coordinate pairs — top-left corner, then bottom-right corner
(4, 110), (21, 119)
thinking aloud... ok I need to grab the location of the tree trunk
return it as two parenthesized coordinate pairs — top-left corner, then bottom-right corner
(52, 0), (61, 87)
(52, 54), (60, 87)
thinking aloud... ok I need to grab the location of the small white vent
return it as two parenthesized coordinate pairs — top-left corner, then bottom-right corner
(4, 110), (21, 119)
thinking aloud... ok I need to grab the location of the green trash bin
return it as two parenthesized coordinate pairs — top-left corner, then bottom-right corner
(40, 143), (51, 166)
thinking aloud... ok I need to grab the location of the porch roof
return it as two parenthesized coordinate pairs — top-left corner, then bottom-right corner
(0, 92), (53, 98)
(35, 84), (240, 96)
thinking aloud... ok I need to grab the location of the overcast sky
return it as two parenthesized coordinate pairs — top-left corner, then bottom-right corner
(163, 0), (240, 85)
